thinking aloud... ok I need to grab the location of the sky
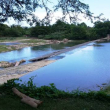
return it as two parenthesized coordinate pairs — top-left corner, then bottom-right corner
(4, 0), (110, 27)
(81, 0), (110, 26)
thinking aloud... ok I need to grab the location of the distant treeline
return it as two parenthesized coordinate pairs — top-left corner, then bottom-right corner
(0, 20), (110, 40)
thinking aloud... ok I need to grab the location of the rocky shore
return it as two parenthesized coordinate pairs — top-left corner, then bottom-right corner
(0, 60), (56, 84)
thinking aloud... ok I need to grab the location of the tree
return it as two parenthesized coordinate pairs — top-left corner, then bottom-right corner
(70, 25), (87, 40)
(94, 21), (110, 38)
(52, 20), (67, 32)
(0, 23), (10, 36)
(0, 0), (103, 24)
(30, 25), (50, 37)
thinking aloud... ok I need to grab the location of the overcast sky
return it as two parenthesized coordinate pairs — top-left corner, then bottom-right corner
(4, 0), (110, 27)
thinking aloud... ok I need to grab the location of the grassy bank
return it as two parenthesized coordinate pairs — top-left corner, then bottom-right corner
(0, 37), (87, 53)
(0, 37), (48, 53)
(1, 95), (110, 110)
(0, 45), (11, 53)
(0, 37), (27, 42)
(0, 78), (110, 110)
(20, 39), (46, 43)
(0, 45), (17, 53)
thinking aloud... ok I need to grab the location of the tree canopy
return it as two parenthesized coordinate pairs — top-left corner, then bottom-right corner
(0, 0), (103, 24)
(0, 20), (109, 40)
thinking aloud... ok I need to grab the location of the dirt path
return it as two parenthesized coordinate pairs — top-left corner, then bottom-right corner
(0, 60), (56, 84)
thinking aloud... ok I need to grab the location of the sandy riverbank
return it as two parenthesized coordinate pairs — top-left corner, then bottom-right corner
(0, 60), (56, 84)
(0, 38), (72, 53)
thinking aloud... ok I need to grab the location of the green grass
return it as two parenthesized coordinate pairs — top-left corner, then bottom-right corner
(1, 78), (110, 110)
(0, 37), (27, 42)
(0, 45), (9, 53)
(20, 39), (46, 43)
(103, 85), (110, 95)
(0, 45), (17, 53)
(0, 94), (110, 110)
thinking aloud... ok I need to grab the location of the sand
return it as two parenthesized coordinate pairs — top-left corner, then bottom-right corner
(0, 60), (56, 84)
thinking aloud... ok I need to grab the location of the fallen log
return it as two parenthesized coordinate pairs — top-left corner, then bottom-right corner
(15, 59), (26, 66)
(12, 88), (42, 108)
(15, 61), (20, 66)
(29, 51), (60, 62)
(29, 39), (101, 62)
(29, 56), (50, 62)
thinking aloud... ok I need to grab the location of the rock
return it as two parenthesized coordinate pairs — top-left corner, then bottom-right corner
(96, 39), (106, 43)
(0, 61), (15, 68)
(0, 60), (26, 68)
(20, 59), (26, 63)
(102, 83), (107, 85)
(63, 38), (69, 42)
(50, 40), (59, 44)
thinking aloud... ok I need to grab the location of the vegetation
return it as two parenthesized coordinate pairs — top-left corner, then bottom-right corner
(0, 1), (109, 109)
(0, 20), (110, 41)
(0, 45), (9, 53)
(0, 78), (110, 110)
(0, 0), (103, 24)
(20, 39), (46, 43)
(0, 37), (28, 42)
(1, 95), (110, 110)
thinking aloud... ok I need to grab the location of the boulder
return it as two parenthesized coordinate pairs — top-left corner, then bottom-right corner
(63, 38), (69, 42)
(0, 61), (15, 68)
(0, 59), (26, 68)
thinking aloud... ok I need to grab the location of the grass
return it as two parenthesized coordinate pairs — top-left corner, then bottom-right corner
(0, 95), (110, 110)
(0, 45), (17, 53)
(103, 86), (110, 95)
(0, 37), (47, 53)
(20, 39), (46, 43)
(0, 37), (27, 42)
(0, 45), (9, 53)
(0, 37), (87, 53)
(1, 78), (110, 110)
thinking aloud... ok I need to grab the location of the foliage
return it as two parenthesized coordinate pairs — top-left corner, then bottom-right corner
(0, 0), (103, 24)
(70, 25), (87, 40)
(1, 78), (110, 102)
(30, 26), (51, 37)
(0, 24), (25, 37)
(0, 45), (9, 53)
(1, 95), (110, 110)
(94, 20), (110, 38)
(44, 32), (66, 40)
(0, 20), (110, 39)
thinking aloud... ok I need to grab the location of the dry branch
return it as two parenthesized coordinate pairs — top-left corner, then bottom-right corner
(12, 88), (42, 108)
(15, 59), (26, 66)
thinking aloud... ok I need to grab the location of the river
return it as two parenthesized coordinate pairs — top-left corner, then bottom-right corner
(0, 42), (81, 64)
(18, 41), (110, 92)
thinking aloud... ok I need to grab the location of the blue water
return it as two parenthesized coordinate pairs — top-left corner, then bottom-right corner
(19, 42), (110, 92)
(0, 42), (82, 64)
(0, 42), (21, 45)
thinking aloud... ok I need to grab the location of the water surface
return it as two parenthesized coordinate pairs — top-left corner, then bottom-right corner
(0, 42), (21, 45)
(0, 42), (82, 63)
(19, 42), (110, 92)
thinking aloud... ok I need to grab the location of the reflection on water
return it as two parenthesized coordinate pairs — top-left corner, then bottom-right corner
(0, 42), (21, 45)
(0, 42), (81, 63)
(19, 42), (110, 92)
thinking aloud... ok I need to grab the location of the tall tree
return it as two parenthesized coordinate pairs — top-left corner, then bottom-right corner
(94, 21), (110, 37)
(0, 0), (103, 24)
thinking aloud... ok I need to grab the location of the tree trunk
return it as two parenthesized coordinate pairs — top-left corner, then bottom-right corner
(12, 88), (42, 108)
